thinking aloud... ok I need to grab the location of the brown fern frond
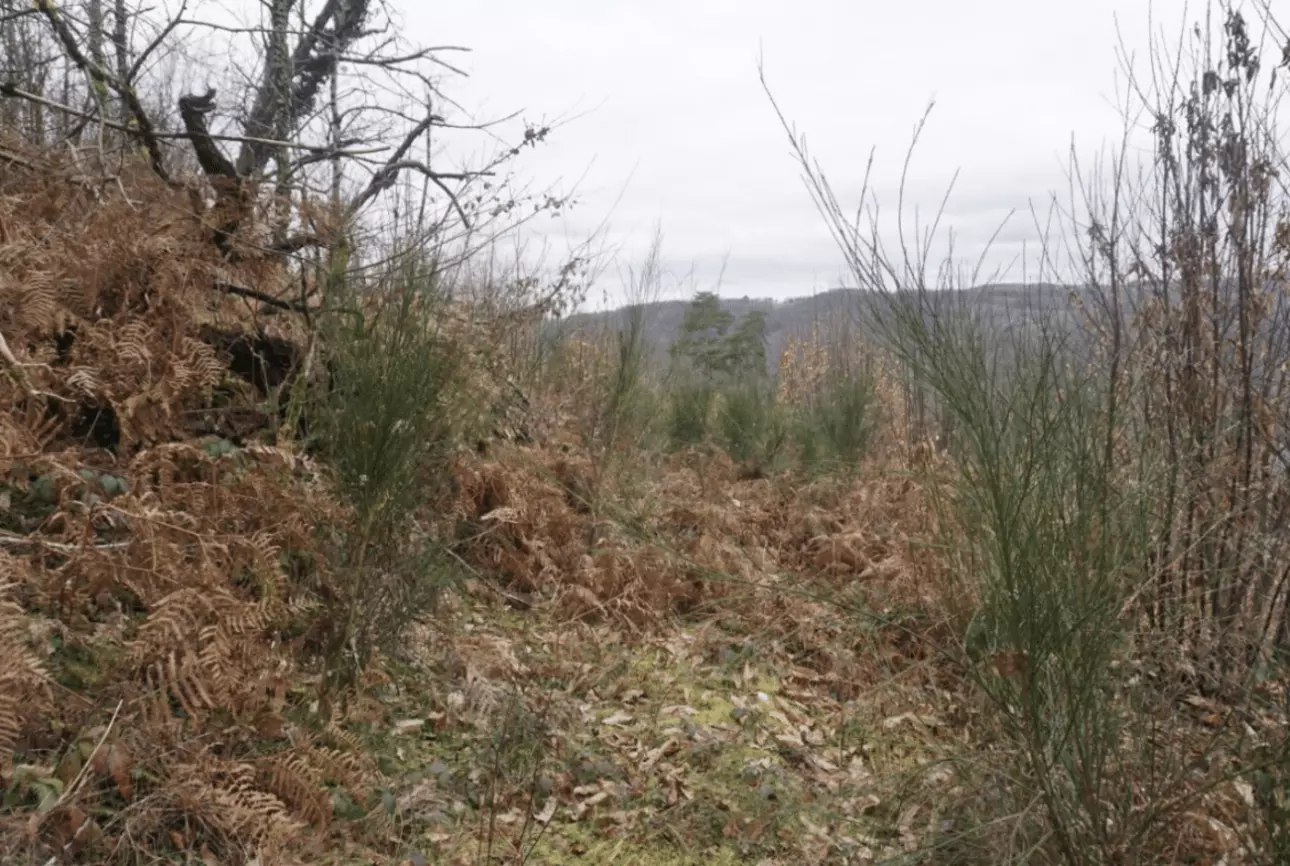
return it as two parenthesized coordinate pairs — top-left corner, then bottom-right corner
(114, 322), (153, 367)
(319, 723), (366, 759)
(0, 573), (52, 778)
(222, 602), (279, 636)
(178, 336), (225, 389)
(15, 273), (60, 335)
(0, 141), (382, 860)
(256, 754), (330, 829)
(0, 693), (20, 781)
(145, 759), (304, 859)
(129, 588), (229, 662)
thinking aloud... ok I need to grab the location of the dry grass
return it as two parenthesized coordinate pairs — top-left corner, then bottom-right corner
(1, 128), (1286, 866)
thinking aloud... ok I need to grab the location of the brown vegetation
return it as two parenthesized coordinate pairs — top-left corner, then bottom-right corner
(0, 138), (376, 863)
(2, 2), (1290, 865)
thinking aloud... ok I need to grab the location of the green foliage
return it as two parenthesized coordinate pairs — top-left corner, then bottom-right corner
(873, 291), (1166, 862)
(670, 292), (735, 379)
(667, 292), (774, 457)
(726, 309), (769, 380)
(667, 382), (715, 449)
(716, 380), (785, 467)
(595, 302), (656, 454)
(308, 246), (466, 693)
(670, 292), (769, 383)
(312, 255), (460, 530)
(794, 366), (879, 472)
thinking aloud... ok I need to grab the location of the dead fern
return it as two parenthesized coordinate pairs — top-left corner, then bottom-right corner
(0, 570), (53, 780)
(0, 142), (376, 863)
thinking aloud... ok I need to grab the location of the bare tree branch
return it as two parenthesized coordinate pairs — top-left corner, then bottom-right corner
(177, 88), (239, 180)
(235, 0), (372, 177)
(7, 0), (568, 308)
(124, 0), (187, 85)
(0, 83), (385, 157)
(344, 106), (482, 225)
(270, 233), (326, 255)
(33, 0), (170, 181)
(1, 8), (42, 25)
(214, 279), (308, 312)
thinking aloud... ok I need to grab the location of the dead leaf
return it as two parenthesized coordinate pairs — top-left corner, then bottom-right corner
(897, 803), (920, 834)
(90, 741), (133, 800)
(809, 754), (839, 772)
(641, 738), (681, 771)
(53, 806), (101, 859)
(253, 711), (286, 740)
(799, 813), (829, 838)
(856, 794), (881, 813)
(392, 718), (426, 735)
(533, 797), (558, 825)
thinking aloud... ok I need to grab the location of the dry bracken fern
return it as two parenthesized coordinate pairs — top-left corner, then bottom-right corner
(0, 142), (373, 862)
(0, 571), (53, 779)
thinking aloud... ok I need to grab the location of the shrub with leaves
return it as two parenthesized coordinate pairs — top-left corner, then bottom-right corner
(307, 248), (468, 693)
(764, 5), (1290, 859)
(716, 378), (786, 468)
(795, 364), (879, 472)
(777, 322), (884, 472)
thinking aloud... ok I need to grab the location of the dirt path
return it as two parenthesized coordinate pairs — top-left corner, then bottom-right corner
(353, 591), (956, 866)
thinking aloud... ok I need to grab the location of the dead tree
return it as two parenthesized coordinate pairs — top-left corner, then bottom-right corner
(0, 0), (585, 330)
(2, 2), (539, 253)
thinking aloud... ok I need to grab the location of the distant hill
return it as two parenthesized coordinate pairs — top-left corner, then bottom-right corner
(553, 283), (1085, 369)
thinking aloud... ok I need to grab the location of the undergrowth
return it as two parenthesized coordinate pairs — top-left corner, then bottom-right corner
(4, 3), (1290, 866)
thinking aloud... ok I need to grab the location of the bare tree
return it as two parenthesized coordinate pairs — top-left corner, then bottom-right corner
(0, 0), (573, 292)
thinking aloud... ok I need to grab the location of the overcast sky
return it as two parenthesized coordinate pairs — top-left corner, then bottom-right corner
(193, 2), (1277, 309)
(405, 0), (1213, 309)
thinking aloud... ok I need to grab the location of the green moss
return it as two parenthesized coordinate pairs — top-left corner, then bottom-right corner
(48, 634), (121, 692)
(438, 815), (758, 866)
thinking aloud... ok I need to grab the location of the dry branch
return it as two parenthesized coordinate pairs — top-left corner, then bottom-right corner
(215, 279), (308, 313)
(235, 0), (373, 178)
(345, 106), (483, 228)
(33, 0), (170, 181)
(0, 83), (383, 157)
(176, 89), (239, 182)
(0, 532), (129, 553)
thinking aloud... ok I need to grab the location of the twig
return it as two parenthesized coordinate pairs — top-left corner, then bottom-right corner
(125, 0), (190, 85)
(353, 159), (483, 226)
(345, 103), (484, 226)
(0, 327), (35, 398)
(0, 329), (74, 403)
(33, 0), (171, 181)
(440, 544), (533, 611)
(214, 279), (309, 313)
(0, 84), (385, 157)
(0, 145), (42, 172)
(0, 531), (130, 554)
(0, 327), (78, 405)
